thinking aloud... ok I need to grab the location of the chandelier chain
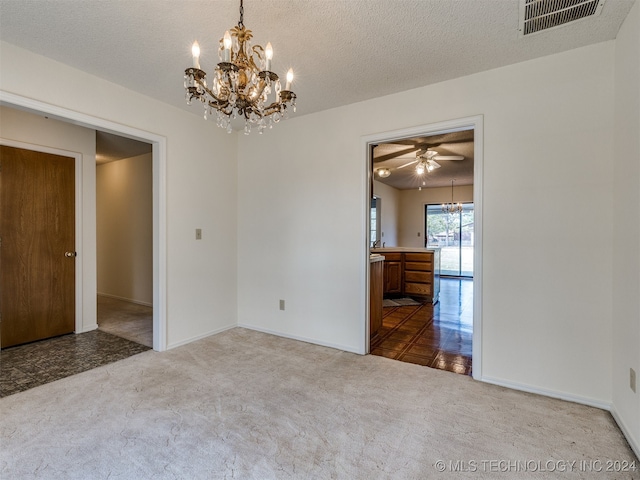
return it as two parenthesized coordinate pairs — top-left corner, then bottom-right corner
(239, 0), (244, 28)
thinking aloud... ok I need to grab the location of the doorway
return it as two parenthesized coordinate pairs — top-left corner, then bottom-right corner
(96, 132), (153, 347)
(363, 115), (483, 379)
(0, 91), (167, 351)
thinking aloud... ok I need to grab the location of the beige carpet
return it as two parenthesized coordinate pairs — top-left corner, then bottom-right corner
(0, 328), (636, 479)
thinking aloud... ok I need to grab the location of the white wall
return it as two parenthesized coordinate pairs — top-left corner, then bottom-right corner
(0, 41), (238, 349)
(372, 180), (400, 246)
(238, 41), (615, 405)
(398, 185), (473, 247)
(97, 153), (153, 305)
(612, 0), (640, 457)
(0, 106), (98, 333)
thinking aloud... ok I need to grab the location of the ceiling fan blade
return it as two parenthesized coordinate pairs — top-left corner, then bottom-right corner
(396, 159), (418, 169)
(433, 155), (464, 161)
(427, 159), (441, 169)
(374, 146), (421, 163)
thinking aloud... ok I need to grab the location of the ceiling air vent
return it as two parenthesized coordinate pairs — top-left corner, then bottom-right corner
(519, 0), (607, 36)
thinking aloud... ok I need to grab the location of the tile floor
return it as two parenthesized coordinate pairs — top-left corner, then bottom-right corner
(0, 330), (150, 397)
(0, 296), (153, 397)
(371, 277), (473, 375)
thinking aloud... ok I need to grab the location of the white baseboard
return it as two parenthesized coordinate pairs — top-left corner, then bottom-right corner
(97, 292), (152, 307)
(610, 407), (640, 460)
(166, 324), (236, 350)
(481, 375), (612, 410)
(77, 323), (98, 333)
(481, 376), (640, 459)
(237, 323), (361, 354)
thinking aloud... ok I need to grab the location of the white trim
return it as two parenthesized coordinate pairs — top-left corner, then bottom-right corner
(0, 138), (85, 336)
(360, 115), (484, 375)
(610, 407), (640, 460)
(152, 140), (167, 352)
(0, 90), (168, 352)
(239, 324), (362, 355)
(167, 324), (237, 350)
(97, 292), (153, 308)
(482, 375), (612, 411)
(76, 323), (98, 333)
(471, 117), (484, 380)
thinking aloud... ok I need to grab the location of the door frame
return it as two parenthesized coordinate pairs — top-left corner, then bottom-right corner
(362, 115), (484, 380)
(0, 140), (83, 338)
(0, 91), (168, 351)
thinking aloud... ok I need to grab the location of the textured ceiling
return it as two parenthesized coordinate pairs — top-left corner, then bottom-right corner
(374, 130), (474, 189)
(0, 0), (635, 122)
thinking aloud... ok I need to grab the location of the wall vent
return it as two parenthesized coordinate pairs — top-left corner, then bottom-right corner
(519, 0), (607, 36)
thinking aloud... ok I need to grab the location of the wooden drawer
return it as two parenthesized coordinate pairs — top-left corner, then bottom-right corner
(405, 282), (432, 296)
(381, 252), (402, 262)
(405, 271), (431, 283)
(405, 253), (433, 263)
(405, 261), (432, 272)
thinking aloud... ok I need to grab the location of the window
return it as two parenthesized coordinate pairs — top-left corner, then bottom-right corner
(370, 197), (381, 247)
(426, 203), (474, 277)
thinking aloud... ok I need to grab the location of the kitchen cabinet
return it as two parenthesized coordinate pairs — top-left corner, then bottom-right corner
(382, 252), (402, 294)
(369, 255), (384, 339)
(404, 252), (436, 299)
(375, 248), (440, 304)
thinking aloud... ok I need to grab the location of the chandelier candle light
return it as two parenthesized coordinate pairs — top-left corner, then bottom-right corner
(184, 0), (297, 134)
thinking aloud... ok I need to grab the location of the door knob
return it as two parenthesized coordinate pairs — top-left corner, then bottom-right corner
(65, 251), (77, 257)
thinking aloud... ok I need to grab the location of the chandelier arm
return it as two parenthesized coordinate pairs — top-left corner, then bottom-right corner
(262, 102), (285, 116)
(262, 93), (296, 116)
(192, 77), (230, 106)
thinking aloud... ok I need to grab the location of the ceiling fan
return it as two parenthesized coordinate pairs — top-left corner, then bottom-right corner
(385, 150), (464, 176)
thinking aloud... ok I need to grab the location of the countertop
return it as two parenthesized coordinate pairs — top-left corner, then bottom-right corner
(369, 254), (385, 263)
(371, 247), (440, 253)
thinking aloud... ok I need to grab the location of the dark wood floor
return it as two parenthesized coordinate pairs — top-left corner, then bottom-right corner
(371, 277), (473, 375)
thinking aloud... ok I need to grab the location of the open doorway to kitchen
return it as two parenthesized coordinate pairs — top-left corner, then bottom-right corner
(364, 115), (483, 380)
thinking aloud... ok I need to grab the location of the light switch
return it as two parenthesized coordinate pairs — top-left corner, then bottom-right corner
(195, 228), (202, 240)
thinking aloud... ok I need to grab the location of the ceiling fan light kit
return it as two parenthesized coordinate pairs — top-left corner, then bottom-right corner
(376, 168), (391, 178)
(184, 0), (297, 134)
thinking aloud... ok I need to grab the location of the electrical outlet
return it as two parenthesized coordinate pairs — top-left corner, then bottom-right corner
(195, 228), (202, 240)
(279, 299), (285, 311)
(631, 368), (636, 393)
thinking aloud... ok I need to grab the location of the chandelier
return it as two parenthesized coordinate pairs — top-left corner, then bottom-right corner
(442, 179), (463, 214)
(184, 0), (297, 134)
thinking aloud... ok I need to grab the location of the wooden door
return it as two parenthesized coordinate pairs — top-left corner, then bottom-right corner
(0, 145), (76, 348)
